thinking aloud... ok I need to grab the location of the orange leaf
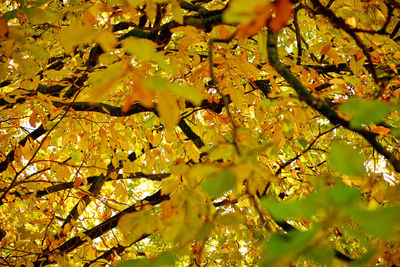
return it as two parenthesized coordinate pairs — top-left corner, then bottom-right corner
(275, 0), (293, 24)
(370, 52), (381, 63)
(355, 50), (365, 61)
(269, 0), (293, 32)
(0, 18), (9, 40)
(134, 84), (155, 108)
(176, 158), (185, 164)
(236, 3), (273, 38)
(161, 201), (175, 220)
(192, 242), (203, 263)
(73, 177), (83, 187)
(320, 44), (331, 55)
(218, 25), (231, 39)
(121, 93), (135, 113)
(110, 172), (118, 179)
(371, 126), (390, 136)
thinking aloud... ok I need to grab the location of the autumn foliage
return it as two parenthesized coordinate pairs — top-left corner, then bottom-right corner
(1, 0), (400, 266)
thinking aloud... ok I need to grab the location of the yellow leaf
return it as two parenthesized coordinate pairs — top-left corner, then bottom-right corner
(87, 61), (128, 100)
(118, 210), (160, 245)
(390, 63), (398, 74)
(393, 51), (400, 60)
(229, 83), (245, 109)
(146, 0), (157, 25)
(171, 0), (184, 24)
(95, 31), (117, 51)
(161, 176), (181, 195)
(157, 90), (180, 130)
(59, 22), (98, 54)
(329, 78), (345, 85)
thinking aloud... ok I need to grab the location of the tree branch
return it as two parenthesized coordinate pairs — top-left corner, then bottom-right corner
(309, 0), (384, 92)
(266, 30), (400, 173)
(33, 190), (169, 267)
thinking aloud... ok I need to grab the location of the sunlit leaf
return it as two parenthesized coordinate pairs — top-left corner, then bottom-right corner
(87, 61), (128, 99)
(121, 37), (158, 61)
(157, 90), (180, 130)
(118, 210), (160, 245)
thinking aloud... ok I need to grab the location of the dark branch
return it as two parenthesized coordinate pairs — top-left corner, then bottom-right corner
(0, 124), (46, 174)
(33, 190), (169, 267)
(266, 30), (400, 173)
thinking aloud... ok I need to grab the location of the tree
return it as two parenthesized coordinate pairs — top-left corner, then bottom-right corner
(1, 0), (400, 265)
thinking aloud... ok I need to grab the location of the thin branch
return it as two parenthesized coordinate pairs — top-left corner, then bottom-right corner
(208, 38), (241, 155)
(276, 127), (337, 175)
(293, 10), (302, 65)
(10, 172), (171, 200)
(0, 124), (46, 174)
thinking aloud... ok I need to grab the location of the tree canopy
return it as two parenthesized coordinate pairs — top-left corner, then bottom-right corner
(1, 0), (400, 266)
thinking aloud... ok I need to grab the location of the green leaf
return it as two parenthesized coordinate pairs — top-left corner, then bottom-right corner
(201, 169), (236, 198)
(262, 229), (316, 266)
(261, 186), (362, 221)
(116, 252), (175, 267)
(142, 77), (202, 105)
(71, 151), (83, 163)
(30, 0), (51, 6)
(305, 245), (335, 265)
(1, 10), (18, 21)
(121, 37), (175, 73)
(260, 197), (316, 221)
(328, 143), (366, 177)
(338, 99), (392, 127)
(391, 128), (400, 138)
(328, 186), (361, 206)
(141, 77), (168, 92)
(351, 206), (400, 239)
